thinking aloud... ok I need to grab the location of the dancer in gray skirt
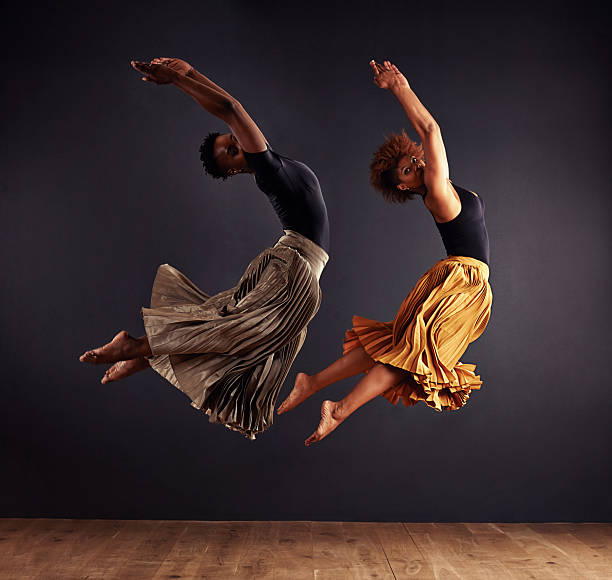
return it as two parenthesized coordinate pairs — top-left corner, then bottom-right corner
(79, 57), (329, 439)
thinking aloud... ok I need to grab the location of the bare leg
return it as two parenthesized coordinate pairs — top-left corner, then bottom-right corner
(277, 346), (375, 415)
(79, 331), (152, 364)
(305, 362), (409, 446)
(101, 357), (150, 384)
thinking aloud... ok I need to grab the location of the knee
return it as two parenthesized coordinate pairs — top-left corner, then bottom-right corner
(375, 362), (409, 383)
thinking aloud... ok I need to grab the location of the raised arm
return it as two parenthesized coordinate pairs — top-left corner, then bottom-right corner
(131, 59), (267, 154)
(151, 57), (235, 100)
(370, 60), (458, 219)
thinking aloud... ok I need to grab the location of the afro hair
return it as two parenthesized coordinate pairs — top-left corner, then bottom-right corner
(369, 130), (424, 202)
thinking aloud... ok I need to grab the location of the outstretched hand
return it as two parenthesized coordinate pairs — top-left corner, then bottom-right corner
(130, 60), (177, 84)
(369, 60), (409, 90)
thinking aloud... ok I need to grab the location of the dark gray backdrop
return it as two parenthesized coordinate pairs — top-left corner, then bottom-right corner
(2, 0), (610, 521)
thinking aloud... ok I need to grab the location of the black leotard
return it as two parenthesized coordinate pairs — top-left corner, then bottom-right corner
(434, 184), (490, 265)
(243, 147), (330, 253)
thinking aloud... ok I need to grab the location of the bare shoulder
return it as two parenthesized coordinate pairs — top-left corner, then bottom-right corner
(425, 179), (462, 223)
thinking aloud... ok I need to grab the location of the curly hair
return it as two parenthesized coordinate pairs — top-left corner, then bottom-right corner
(369, 131), (424, 202)
(199, 132), (228, 180)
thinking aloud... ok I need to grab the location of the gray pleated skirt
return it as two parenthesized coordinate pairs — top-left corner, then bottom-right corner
(142, 230), (329, 439)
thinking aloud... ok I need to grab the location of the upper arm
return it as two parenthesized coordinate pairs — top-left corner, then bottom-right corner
(421, 124), (459, 220)
(420, 122), (449, 185)
(223, 101), (267, 154)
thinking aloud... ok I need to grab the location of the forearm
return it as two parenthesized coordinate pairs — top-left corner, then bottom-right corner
(391, 85), (438, 136)
(172, 73), (237, 121)
(392, 84), (448, 179)
(186, 68), (234, 100)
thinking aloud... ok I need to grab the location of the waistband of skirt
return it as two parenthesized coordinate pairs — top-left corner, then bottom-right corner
(275, 230), (329, 279)
(443, 255), (490, 279)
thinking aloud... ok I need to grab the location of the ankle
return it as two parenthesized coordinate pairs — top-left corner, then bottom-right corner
(332, 401), (348, 421)
(137, 335), (152, 358)
(309, 373), (324, 392)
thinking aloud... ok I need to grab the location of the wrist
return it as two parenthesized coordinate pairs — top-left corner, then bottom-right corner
(170, 69), (187, 85)
(390, 81), (411, 94)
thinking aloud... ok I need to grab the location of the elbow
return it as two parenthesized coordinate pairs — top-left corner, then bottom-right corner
(219, 98), (242, 119)
(421, 121), (440, 135)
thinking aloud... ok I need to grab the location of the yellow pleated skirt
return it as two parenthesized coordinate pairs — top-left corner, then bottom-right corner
(343, 256), (492, 412)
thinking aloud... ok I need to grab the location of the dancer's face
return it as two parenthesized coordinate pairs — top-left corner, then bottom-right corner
(395, 155), (426, 192)
(213, 133), (247, 176)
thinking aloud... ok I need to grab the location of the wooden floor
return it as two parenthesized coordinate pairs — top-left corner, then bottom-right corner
(0, 520), (610, 579)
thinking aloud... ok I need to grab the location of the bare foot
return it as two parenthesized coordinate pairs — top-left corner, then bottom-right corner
(305, 400), (345, 446)
(277, 373), (318, 415)
(79, 331), (145, 365)
(101, 357), (150, 384)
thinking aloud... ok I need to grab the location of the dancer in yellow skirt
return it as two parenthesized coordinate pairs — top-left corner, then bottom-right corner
(278, 60), (492, 445)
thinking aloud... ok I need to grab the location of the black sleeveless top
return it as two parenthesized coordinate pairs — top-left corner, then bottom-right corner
(434, 183), (490, 265)
(243, 147), (330, 253)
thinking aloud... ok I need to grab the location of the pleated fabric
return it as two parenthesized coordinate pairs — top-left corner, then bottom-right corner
(142, 230), (328, 439)
(343, 256), (492, 412)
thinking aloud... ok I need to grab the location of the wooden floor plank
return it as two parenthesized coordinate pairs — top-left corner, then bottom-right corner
(78, 520), (161, 580)
(425, 523), (516, 580)
(468, 520), (551, 578)
(193, 522), (252, 576)
(340, 522), (395, 579)
(564, 523), (612, 550)
(0, 519), (39, 563)
(151, 521), (212, 579)
(4, 519), (81, 580)
(374, 522), (435, 578)
(272, 522), (314, 580)
(233, 520), (277, 578)
(312, 521), (353, 574)
(404, 523), (465, 579)
(35, 519), (124, 579)
(528, 523), (612, 577)
(112, 520), (187, 579)
(494, 523), (592, 579)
